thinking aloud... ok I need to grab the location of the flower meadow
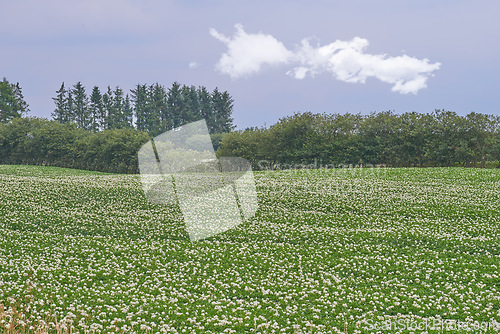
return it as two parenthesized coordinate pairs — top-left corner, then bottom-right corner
(0, 165), (499, 333)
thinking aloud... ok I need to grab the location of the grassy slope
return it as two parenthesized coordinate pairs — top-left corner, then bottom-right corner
(0, 165), (499, 333)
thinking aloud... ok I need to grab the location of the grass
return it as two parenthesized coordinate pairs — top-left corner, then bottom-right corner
(0, 165), (499, 333)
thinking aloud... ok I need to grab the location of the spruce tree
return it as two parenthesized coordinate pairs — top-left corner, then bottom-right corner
(198, 86), (214, 132)
(52, 83), (68, 124)
(123, 94), (133, 129)
(131, 84), (148, 131)
(102, 86), (113, 130)
(211, 88), (234, 133)
(89, 86), (103, 132)
(12, 82), (29, 116)
(66, 90), (75, 124)
(167, 82), (183, 129)
(72, 82), (89, 130)
(112, 86), (125, 129)
(149, 83), (167, 136)
(181, 85), (201, 124)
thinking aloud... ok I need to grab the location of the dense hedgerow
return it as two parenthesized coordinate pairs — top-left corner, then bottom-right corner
(0, 118), (227, 174)
(218, 110), (500, 169)
(0, 118), (150, 174)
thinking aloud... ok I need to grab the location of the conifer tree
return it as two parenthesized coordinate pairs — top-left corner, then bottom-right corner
(102, 86), (113, 130)
(72, 82), (89, 130)
(66, 90), (75, 124)
(123, 94), (133, 129)
(142, 83), (165, 136)
(0, 78), (29, 122)
(52, 82), (68, 124)
(211, 87), (234, 133)
(131, 84), (148, 131)
(89, 86), (103, 132)
(181, 85), (201, 124)
(198, 86), (214, 132)
(12, 82), (29, 116)
(167, 82), (183, 129)
(111, 86), (125, 129)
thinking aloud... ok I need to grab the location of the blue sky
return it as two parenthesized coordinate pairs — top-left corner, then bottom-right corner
(1, 0), (499, 129)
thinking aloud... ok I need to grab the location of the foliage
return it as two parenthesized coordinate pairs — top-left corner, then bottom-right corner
(0, 118), (150, 173)
(0, 78), (29, 123)
(52, 81), (235, 135)
(218, 110), (500, 169)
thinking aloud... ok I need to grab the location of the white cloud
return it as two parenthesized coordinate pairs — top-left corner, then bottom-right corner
(211, 25), (441, 94)
(189, 61), (200, 69)
(209, 24), (293, 78)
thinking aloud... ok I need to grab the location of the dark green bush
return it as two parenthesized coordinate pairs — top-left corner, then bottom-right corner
(0, 117), (150, 173)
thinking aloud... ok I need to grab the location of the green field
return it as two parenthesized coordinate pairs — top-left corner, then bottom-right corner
(0, 165), (499, 333)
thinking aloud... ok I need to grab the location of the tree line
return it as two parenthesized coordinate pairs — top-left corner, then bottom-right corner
(0, 117), (149, 173)
(0, 117), (229, 174)
(0, 78), (233, 173)
(3, 78), (500, 172)
(217, 110), (500, 169)
(52, 81), (235, 135)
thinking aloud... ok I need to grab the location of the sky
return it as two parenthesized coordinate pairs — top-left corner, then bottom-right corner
(1, 0), (500, 129)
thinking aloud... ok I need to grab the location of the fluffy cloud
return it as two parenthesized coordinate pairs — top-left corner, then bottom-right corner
(211, 25), (441, 94)
(209, 24), (293, 79)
